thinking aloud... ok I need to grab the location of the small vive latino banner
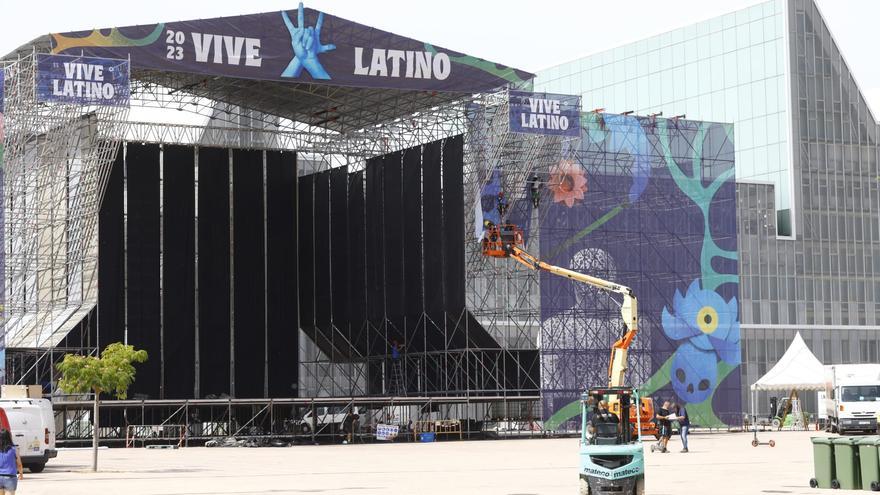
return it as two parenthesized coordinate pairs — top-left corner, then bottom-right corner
(509, 90), (581, 137)
(48, 3), (533, 93)
(36, 54), (130, 106)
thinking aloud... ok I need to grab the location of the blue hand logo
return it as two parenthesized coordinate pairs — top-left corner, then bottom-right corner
(281, 3), (335, 80)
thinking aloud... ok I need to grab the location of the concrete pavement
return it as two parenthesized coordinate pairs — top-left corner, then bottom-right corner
(22, 430), (831, 494)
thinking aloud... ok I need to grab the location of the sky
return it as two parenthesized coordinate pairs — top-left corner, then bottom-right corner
(2, 0), (879, 116)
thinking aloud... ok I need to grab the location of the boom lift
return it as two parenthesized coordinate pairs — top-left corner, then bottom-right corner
(483, 223), (648, 494)
(481, 224), (656, 437)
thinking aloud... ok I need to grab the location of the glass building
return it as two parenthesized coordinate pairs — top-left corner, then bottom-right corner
(536, 0), (880, 414)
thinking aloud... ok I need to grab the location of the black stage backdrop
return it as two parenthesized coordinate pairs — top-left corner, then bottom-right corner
(402, 146), (424, 351)
(197, 147), (231, 397)
(97, 150), (125, 350)
(330, 167), (350, 357)
(382, 152), (404, 344)
(266, 150), (298, 397)
(162, 145), (196, 399)
(126, 143), (161, 399)
(232, 149), (265, 398)
(94, 145), (300, 400)
(364, 157), (385, 355)
(313, 171), (334, 356)
(292, 135), (536, 394)
(297, 173), (317, 350)
(421, 140), (444, 350)
(442, 136), (465, 320)
(347, 171), (368, 356)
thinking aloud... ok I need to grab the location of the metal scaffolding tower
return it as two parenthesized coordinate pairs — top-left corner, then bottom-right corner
(2, 53), (128, 361)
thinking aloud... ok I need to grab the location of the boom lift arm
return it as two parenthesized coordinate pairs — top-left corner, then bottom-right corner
(484, 229), (636, 388)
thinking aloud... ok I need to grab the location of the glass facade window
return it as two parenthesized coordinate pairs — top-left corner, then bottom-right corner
(535, 0), (792, 213)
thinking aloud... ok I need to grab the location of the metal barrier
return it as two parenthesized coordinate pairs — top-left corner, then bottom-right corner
(414, 420), (463, 441)
(53, 395), (542, 446)
(125, 425), (186, 448)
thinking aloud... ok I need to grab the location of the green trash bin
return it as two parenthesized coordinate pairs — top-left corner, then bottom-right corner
(810, 437), (836, 489)
(858, 436), (880, 491)
(833, 437), (862, 490)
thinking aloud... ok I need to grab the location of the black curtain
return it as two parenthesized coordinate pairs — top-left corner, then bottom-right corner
(330, 167), (350, 358)
(442, 136), (465, 313)
(347, 171), (368, 356)
(313, 171), (336, 357)
(297, 174), (315, 335)
(98, 149), (125, 350)
(232, 149), (265, 398)
(365, 158), (385, 355)
(402, 146), (424, 351)
(421, 140), (445, 351)
(197, 147), (231, 397)
(162, 145), (195, 399)
(442, 136), (469, 349)
(298, 173), (339, 356)
(266, 151), (298, 398)
(126, 143), (161, 399)
(382, 152), (404, 344)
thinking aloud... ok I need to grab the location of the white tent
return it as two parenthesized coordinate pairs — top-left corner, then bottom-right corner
(751, 332), (825, 391)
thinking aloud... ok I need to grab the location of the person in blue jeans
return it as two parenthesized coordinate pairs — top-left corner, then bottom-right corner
(676, 404), (690, 453)
(0, 429), (23, 494)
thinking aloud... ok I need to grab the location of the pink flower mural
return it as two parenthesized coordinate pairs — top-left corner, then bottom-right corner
(548, 160), (587, 207)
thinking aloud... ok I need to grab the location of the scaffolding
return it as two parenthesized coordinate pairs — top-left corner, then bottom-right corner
(53, 395), (542, 447)
(2, 53), (128, 370)
(3, 45), (551, 404)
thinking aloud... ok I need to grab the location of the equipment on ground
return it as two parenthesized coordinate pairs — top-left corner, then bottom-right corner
(579, 387), (645, 495)
(771, 392), (806, 430)
(482, 223), (647, 493)
(823, 364), (880, 435)
(750, 418), (776, 447)
(481, 224), (657, 437)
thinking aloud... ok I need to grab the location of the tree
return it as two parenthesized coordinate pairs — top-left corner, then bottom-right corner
(57, 343), (148, 472)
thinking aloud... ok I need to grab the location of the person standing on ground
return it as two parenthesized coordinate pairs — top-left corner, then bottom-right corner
(676, 403), (690, 453)
(652, 400), (673, 453)
(0, 429), (23, 494)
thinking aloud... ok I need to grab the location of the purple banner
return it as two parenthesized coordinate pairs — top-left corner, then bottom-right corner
(509, 91), (580, 136)
(0, 70), (4, 384)
(540, 115), (740, 429)
(36, 54), (130, 106)
(49, 3), (532, 93)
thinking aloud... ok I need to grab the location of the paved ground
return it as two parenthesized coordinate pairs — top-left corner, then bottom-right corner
(23, 430), (836, 494)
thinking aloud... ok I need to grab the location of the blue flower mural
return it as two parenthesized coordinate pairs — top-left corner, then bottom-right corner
(590, 113), (650, 203)
(661, 279), (741, 366)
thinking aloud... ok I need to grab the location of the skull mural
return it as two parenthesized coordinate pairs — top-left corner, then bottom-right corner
(670, 341), (717, 404)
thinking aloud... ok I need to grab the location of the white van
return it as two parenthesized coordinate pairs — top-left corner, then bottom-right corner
(0, 398), (57, 472)
(824, 364), (880, 435)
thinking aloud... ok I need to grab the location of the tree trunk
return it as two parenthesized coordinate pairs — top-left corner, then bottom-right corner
(92, 389), (100, 472)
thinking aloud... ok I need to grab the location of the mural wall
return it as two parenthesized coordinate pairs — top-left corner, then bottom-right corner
(539, 114), (740, 428)
(0, 73), (5, 384)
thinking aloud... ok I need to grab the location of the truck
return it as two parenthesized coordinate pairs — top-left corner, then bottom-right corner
(823, 364), (880, 435)
(292, 406), (364, 435)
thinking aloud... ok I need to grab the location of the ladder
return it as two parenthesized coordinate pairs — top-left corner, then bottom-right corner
(389, 360), (405, 396)
(790, 398), (806, 431)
